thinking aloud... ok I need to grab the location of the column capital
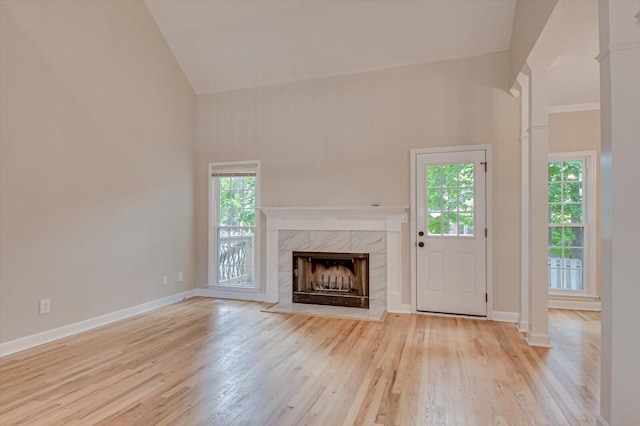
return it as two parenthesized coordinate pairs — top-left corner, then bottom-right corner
(523, 56), (556, 74)
(516, 72), (529, 86)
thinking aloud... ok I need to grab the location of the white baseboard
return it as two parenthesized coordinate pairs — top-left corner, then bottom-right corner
(518, 321), (529, 333)
(387, 303), (412, 314)
(401, 303), (412, 313)
(197, 287), (266, 302)
(549, 298), (601, 311)
(595, 413), (609, 426)
(0, 289), (196, 358)
(526, 332), (552, 348)
(492, 311), (519, 323)
(385, 292), (406, 314)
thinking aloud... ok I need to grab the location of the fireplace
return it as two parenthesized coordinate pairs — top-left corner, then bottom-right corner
(292, 251), (369, 309)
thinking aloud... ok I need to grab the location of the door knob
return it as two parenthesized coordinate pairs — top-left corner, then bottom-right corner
(418, 231), (424, 236)
(418, 242), (425, 248)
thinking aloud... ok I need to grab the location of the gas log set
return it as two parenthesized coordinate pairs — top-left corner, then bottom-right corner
(292, 251), (369, 309)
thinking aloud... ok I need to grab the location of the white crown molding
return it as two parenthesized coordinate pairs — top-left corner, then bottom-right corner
(596, 41), (640, 62)
(548, 103), (600, 114)
(0, 290), (196, 357)
(491, 311), (519, 323)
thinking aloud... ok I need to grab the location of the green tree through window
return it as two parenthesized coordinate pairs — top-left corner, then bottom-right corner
(426, 163), (474, 236)
(548, 160), (585, 291)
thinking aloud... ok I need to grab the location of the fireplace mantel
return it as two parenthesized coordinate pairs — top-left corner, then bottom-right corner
(260, 205), (409, 216)
(261, 205), (409, 313)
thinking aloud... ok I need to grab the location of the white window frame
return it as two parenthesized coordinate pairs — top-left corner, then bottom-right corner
(547, 151), (597, 298)
(208, 160), (261, 292)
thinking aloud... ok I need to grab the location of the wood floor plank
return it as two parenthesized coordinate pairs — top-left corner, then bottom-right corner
(0, 299), (600, 425)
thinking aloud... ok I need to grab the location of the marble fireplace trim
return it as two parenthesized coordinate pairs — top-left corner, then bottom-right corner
(260, 206), (407, 313)
(278, 231), (387, 317)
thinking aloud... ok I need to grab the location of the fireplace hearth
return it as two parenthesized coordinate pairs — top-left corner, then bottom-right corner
(292, 251), (369, 309)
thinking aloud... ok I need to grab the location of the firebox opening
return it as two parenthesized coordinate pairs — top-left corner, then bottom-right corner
(292, 251), (369, 309)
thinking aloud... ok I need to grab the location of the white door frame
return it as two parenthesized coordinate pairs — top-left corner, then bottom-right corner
(410, 145), (494, 319)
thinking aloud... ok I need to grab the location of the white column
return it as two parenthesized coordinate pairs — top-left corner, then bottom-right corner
(525, 64), (551, 347)
(597, 1), (640, 424)
(517, 73), (530, 333)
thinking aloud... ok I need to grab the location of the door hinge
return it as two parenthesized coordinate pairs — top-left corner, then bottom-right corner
(486, 293), (488, 303)
(485, 228), (488, 238)
(481, 161), (487, 172)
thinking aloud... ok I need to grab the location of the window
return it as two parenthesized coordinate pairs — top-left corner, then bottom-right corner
(548, 152), (595, 295)
(209, 162), (260, 289)
(426, 163), (475, 236)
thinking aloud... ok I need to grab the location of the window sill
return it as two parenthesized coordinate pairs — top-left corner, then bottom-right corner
(208, 284), (260, 293)
(548, 292), (599, 301)
(548, 293), (601, 311)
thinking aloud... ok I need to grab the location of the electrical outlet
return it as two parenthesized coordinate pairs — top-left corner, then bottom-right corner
(162, 275), (168, 286)
(39, 299), (51, 315)
(178, 272), (183, 282)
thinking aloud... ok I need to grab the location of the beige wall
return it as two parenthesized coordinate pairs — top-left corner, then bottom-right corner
(196, 51), (522, 312)
(549, 110), (601, 296)
(0, 1), (196, 342)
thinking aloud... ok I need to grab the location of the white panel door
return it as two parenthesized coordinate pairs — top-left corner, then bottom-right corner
(416, 150), (487, 316)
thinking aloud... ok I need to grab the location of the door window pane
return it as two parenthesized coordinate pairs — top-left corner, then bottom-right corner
(427, 165), (442, 188)
(442, 164), (457, 187)
(458, 164), (474, 187)
(427, 189), (442, 212)
(427, 213), (442, 235)
(458, 213), (474, 236)
(459, 188), (474, 212)
(442, 189), (458, 211)
(425, 163), (475, 236)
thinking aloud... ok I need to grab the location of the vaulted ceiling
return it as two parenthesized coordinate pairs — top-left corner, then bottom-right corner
(146, 0), (599, 107)
(531, 0), (600, 108)
(145, 0), (517, 94)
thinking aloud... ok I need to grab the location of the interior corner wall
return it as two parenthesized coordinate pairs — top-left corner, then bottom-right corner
(549, 110), (602, 297)
(195, 51), (522, 313)
(0, 0), (197, 343)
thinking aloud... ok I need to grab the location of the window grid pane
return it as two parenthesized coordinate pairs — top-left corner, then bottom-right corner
(548, 159), (585, 291)
(426, 163), (474, 236)
(214, 175), (256, 287)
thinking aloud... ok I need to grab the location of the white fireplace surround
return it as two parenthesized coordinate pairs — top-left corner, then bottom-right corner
(260, 206), (409, 313)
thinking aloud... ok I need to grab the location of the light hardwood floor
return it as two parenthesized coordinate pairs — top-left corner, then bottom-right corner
(0, 298), (600, 425)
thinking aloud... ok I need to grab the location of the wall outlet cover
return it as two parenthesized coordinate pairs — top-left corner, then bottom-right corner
(39, 299), (51, 315)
